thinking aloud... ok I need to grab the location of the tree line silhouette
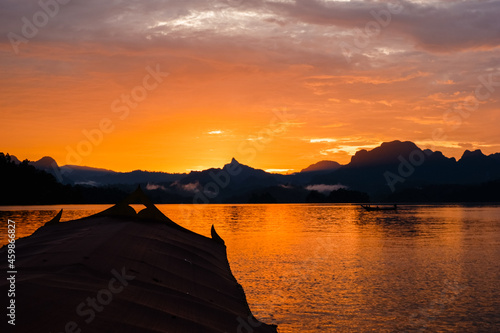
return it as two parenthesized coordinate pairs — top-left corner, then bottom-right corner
(0, 153), (127, 205)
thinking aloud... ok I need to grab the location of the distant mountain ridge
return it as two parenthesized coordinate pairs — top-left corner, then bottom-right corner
(490, 153), (500, 161)
(7, 140), (500, 202)
(30, 156), (58, 169)
(301, 160), (342, 173)
(59, 165), (186, 186)
(312, 140), (500, 198)
(349, 141), (423, 167)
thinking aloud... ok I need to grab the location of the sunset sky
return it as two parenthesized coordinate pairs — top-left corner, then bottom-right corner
(1, 0), (500, 173)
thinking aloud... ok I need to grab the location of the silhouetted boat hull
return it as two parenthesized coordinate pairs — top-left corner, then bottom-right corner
(0, 188), (278, 333)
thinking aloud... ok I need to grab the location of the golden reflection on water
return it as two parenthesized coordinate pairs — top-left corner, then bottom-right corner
(1, 204), (499, 332)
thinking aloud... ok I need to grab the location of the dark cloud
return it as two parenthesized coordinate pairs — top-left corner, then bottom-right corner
(264, 0), (500, 52)
(2, 0), (499, 55)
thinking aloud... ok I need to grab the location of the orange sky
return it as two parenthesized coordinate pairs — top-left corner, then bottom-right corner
(1, 0), (500, 173)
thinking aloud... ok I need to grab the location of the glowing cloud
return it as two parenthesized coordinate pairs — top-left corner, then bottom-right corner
(309, 138), (338, 143)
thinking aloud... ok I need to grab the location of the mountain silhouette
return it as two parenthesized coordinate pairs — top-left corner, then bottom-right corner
(27, 156), (72, 183)
(456, 149), (500, 184)
(8, 154), (21, 164)
(301, 160), (342, 173)
(57, 165), (186, 186)
(177, 158), (288, 202)
(490, 153), (500, 161)
(29, 156), (58, 171)
(313, 140), (500, 199)
(7, 140), (500, 203)
(349, 141), (421, 167)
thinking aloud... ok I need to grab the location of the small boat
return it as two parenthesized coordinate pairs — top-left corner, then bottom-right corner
(361, 204), (398, 211)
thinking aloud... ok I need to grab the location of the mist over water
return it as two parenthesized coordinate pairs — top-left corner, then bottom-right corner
(1, 204), (499, 332)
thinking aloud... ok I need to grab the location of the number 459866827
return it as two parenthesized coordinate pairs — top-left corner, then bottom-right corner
(7, 219), (16, 270)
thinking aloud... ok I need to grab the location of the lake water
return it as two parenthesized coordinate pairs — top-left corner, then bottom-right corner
(1, 204), (500, 332)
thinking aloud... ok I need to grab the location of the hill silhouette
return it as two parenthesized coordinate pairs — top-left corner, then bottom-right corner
(301, 160), (342, 172)
(0, 153), (127, 205)
(312, 140), (500, 199)
(3, 140), (500, 204)
(0, 153), (74, 204)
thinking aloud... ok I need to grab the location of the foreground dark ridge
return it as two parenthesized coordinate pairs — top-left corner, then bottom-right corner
(0, 188), (278, 332)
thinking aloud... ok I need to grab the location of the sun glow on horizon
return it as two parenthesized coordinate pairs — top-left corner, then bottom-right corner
(1, 0), (499, 173)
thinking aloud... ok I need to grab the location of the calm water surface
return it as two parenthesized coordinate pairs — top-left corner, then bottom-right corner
(1, 204), (499, 332)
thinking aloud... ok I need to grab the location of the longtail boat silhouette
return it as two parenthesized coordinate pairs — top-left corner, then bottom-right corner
(361, 204), (398, 211)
